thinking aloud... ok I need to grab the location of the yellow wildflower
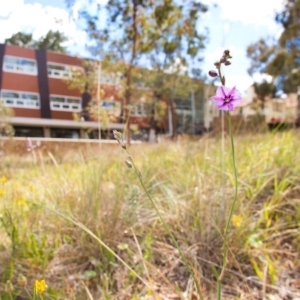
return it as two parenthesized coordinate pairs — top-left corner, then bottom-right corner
(1, 176), (7, 183)
(231, 214), (243, 228)
(35, 279), (47, 295)
(29, 184), (35, 192)
(0, 189), (5, 196)
(14, 198), (26, 206)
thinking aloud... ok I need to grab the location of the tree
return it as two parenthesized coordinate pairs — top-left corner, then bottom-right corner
(5, 32), (34, 48)
(66, 59), (121, 139)
(253, 80), (277, 101)
(134, 64), (206, 139)
(246, 38), (277, 76)
(0, 100), (14, 137)
(5, 30), (68, 53)
(67, 0), (209, 144)
(246, 0), (300, 93)
(35, 30), (68, 53)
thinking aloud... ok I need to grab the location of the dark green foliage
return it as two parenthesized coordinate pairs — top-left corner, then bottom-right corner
(253, 80), (277, 101)
(5, 30), (67, 53)
(5, 32), (34, 48)
(34, 30), (68, 53)
(246, 0), (300, 93)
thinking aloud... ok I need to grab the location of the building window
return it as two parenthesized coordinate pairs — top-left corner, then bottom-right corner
(102, 101), (116, 109)
(50, 128), (80, 139)
(94, 72), (122, 86)
(0, 90), (40, 108)
(47, 63), (83, 79)
(14, 126), (44, 137)
(131, 103), (150, 116)
(48, 63), (70, 78)
(50, 95), (81, 111)
(3, 55), (37, 75)
(90, 100), (121, 116)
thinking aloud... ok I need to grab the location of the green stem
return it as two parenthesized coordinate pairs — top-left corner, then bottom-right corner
(218, 113), (238, 281)
(211, 265), (221, 300)
(213, 57), (238, 299)
(24, 287), (34, 300)
(216, 280), (221, 300)
(126, 152), (204, 300)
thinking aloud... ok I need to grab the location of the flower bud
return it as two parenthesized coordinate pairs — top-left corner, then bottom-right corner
(5, 280), (14, 293)
(17, 274), (27, 287)
(224, 49), (230, 56)
(214, 61), (220, 68)
(113, 130), (123, 141)
(220, 56), (226, 63)
(224, 61), (231, 66)
(125, 159), (133, 168)
(208, 70), (218, 77)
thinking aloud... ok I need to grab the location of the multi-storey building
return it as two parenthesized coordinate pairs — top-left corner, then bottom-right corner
(0, 44), (132, 139)
(0, 44), (206, 139)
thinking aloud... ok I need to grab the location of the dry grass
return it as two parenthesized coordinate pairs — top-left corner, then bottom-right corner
(0, 131), (300, 299)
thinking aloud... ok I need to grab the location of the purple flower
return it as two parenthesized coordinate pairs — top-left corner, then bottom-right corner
(211, 86), (242, 111)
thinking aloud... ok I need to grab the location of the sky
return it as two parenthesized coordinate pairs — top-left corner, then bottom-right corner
(0, 0), (284, 94)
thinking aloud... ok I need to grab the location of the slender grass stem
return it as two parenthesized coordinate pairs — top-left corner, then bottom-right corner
(125, 151), (204, 300)
(29, 201), (150, 289)
(24, 287), (34, 300)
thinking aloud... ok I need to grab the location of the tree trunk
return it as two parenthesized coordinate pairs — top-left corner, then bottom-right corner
(123, 0), (139, 146)
(148, 100), (157, 143)
(170, 99), (178, 140)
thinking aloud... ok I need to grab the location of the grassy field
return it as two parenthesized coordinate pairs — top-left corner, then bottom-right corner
(0, 131), (300, 299)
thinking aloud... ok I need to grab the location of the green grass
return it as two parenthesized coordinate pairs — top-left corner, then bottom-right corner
(0, 131), (300, 299)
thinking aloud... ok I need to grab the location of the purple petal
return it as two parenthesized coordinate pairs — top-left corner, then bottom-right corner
(231, 99), (242, 107)
(228, 86), (236, 97)
(211, 96), (223, 101)
(231, 97), (242, 103)
(230, 87), (242, 100)
(211, 96), (224, 105)
(220, 86), (228, 98)
(232, 94), (242, 101)
(215, 101), (225, 107)
(221, 86), (231, 97)
(217, 103), (230, 111)
(215, 102), (225, 108)
(227, 103), (234, 111)
(215, 86), (225, 98)
(231, 97), (242, 109)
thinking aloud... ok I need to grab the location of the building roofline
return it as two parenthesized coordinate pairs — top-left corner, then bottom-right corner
(0, 136), (142, 144)
(6, 116), (131, 130)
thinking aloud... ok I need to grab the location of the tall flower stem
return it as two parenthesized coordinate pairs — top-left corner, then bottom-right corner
(214, 113), (238, 300)
(219, 112), (238, 279)
(125, 151), (204, 300)
(212, 58), (239, 299)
